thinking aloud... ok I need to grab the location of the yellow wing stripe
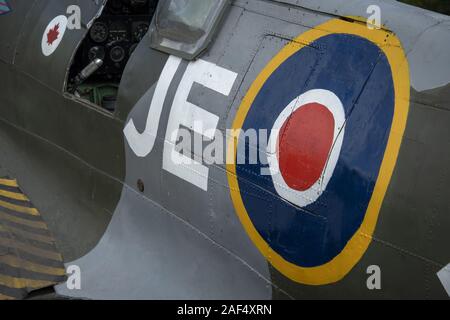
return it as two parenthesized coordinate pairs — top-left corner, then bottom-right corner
(0, 178), (66, 299)
(0, 237), (62, 262)
(0, 179), (18, 187)
(0, 189), (29, 201)
(0, 224), (54, 244)
(0, 199), (39, 216)
(0, 274), (55, 289)
(0, 293), (15, 300)
(0, 255), (66, 276)
(0, 211), (47, 230)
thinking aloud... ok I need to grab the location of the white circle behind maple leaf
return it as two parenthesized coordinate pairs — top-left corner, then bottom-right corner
(41, 15), (68, 57)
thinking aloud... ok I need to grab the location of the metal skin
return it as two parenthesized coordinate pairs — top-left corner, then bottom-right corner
(0, 0), (449, 299)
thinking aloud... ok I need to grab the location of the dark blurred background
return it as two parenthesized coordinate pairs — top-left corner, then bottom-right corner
(399, 0), (450, 15)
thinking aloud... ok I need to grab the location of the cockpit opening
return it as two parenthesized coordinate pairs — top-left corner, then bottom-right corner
(66, 0), (159, 112)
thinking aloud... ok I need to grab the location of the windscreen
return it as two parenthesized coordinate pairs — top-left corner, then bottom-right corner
(150, 0), (229, 60)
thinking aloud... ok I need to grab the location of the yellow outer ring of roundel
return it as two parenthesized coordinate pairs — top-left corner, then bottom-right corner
(226, 18), (410, 285)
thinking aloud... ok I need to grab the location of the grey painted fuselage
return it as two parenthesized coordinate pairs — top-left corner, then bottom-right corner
(0, 0), (449, 299)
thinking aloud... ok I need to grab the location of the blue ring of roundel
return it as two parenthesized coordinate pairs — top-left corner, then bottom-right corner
(235, 33), (395, 268)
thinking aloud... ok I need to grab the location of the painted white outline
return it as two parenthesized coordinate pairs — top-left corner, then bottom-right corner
(267, 89), (346, 207)
(41, 15), (68, 57)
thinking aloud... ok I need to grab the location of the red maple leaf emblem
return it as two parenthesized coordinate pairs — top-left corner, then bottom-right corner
(47, 23), (60, 46)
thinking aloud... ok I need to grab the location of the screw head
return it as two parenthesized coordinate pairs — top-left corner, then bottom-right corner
(137, 179), (145, 193)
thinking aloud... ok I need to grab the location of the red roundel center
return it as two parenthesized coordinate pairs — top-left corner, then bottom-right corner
(278, 103), (335, 191)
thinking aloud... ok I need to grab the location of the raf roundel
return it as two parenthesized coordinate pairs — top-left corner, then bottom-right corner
(227, 19), (410, 285)
(267, 89), (345, 208)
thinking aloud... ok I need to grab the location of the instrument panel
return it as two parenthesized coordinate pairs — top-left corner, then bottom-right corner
(70, 0), (157, 83)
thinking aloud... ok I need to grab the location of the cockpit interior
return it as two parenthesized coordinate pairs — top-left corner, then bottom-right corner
(67, 0), (159, 112)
